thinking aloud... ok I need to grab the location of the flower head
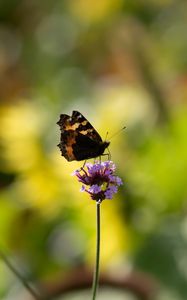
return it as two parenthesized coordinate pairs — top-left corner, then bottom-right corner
(73, 161), (123, 201)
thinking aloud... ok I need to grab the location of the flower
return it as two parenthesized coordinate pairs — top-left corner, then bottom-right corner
(73, 161), (123, 201)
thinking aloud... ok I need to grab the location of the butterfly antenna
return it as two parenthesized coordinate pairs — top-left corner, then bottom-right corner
(104, 131), (109, 141)
(108, 126), (126, 140)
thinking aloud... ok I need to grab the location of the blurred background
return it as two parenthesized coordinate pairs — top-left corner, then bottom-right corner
(0, 0), (187, 299)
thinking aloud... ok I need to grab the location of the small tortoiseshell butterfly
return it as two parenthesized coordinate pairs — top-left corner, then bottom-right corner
(57, 111), (110, 161)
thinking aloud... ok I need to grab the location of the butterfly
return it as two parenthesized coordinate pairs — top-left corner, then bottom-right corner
(57, 110), (110, 161)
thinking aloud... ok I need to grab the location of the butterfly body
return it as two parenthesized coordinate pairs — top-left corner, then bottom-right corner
(57, 111), (110, 161)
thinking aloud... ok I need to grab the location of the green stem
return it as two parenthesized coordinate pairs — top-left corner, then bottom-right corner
(91, 200), (101, 300)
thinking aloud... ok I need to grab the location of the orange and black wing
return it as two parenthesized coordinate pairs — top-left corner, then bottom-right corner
(57, 111), (109, 161)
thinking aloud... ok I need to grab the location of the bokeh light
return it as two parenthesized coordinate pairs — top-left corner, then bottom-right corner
(0, 0), (187, 299)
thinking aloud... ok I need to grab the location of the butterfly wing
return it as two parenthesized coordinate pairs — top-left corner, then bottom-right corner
(72, 132), (108, 161)
(71, 111), (103, 142)
(57, 111), (105, 161)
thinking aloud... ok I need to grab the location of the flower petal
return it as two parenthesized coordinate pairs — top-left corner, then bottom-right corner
(89, 184), (102, 194)
(73, 160), (123, 201)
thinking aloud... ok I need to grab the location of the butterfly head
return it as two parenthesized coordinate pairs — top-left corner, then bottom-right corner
(102, 141), (110, 149)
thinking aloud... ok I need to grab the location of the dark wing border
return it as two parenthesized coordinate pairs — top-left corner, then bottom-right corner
(71, 111), (103, 142)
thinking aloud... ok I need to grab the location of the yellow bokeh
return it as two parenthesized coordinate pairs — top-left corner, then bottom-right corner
(0, 102), (45, 172)
(84, 200), (129, 267)
(68, 0), (123, 24)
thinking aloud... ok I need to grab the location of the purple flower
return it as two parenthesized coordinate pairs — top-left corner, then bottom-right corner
(89, 184), (102, 194)
(73, 161), (123, 202)
(104, 185), (118, 199)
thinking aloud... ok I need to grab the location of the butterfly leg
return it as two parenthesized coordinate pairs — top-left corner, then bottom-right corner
(76, 160), (87, 172)
(80, 160), (87, 171)
(107, 147), (111, 160)
(102, 148), (111, 161)
(102, 154), (110, 160)
(93, 157), (101, 164)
